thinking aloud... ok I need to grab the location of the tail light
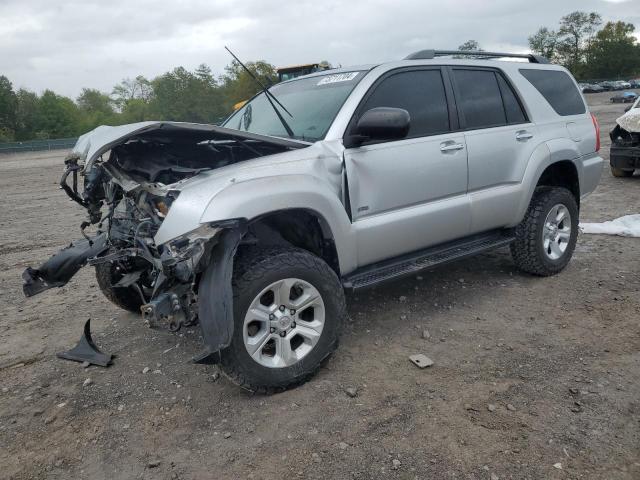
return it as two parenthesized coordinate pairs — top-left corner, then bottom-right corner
(591, 113), (600, 152)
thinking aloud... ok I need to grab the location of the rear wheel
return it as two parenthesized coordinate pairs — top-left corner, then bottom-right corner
(95, 263), (144, 313)
(219, 246), (346, 393)
(611, 166), (634, 178)
(511, 187), (578, 276)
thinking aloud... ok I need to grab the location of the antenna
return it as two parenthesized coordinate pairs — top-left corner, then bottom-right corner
(224, 46), (294, 117)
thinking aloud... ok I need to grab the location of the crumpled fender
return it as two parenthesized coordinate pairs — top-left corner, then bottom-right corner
(193, 221), (247, 364)
(199, 175), (357, 275)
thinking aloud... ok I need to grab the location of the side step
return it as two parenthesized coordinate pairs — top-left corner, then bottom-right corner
(343, 230), (515, 290)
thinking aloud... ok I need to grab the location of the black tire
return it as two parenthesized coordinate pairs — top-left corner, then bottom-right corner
(511, 186), (579, 276)
(611, 166), (634, 178)
(95, 263), (144, 313)
(218, 246), (346, 393)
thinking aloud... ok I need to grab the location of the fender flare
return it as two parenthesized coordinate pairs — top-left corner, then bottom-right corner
(193, 222), (247, 364)
(511, 140), (581, 225)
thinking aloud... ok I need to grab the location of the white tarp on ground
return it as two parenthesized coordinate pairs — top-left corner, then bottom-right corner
(580, 214), (640, 237)
(616, 108), (640, 133)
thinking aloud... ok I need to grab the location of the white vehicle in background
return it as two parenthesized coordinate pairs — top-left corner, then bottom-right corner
(611, 96), (640, 177)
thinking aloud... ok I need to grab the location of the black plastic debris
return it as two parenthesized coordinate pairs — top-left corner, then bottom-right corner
(56, 319), (113, 367)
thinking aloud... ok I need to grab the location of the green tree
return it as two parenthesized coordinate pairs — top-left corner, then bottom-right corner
(585, 22), (640, 79)
(149, 65), (225, 123)
(0, 75), (17, 141)
(528, 27), (559, 61)
(458, 40), (482, 51)
(77, 88), (116, 131)
(220, 60), (278, 112)
(14, 89), (40, 141)
(35, 90), (81, 138)
(121, 98), (152, 123)
(111, 75), (152, 110)
(77, 88), (114, 115)
(555, 11), (602, 74)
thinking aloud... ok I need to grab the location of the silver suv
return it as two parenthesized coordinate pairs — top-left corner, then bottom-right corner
(24, 50), (603, 392)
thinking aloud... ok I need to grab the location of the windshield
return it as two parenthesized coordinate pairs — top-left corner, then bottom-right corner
(223, 71), (365, 142)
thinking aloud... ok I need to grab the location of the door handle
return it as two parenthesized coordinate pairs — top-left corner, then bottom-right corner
(516, 131), (533, 141)
(440, 142), (465, 152)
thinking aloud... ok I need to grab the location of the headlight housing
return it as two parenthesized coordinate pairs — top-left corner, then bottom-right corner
(167, 224), (221, 250)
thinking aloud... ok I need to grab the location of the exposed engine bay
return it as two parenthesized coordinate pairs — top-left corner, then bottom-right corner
(22, 122), (308, 362)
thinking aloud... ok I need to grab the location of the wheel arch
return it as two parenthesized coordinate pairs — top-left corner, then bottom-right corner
(243, 208), (342, 275)
(536, 160), (580, 205)
(199, 175), (357, 274)
(512, 141), (583, 225)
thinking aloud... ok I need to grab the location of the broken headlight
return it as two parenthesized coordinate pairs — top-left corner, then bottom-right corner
(161, 224), (221, 281)
(167, 224), (221, 251)
(151, 190), (180, 219)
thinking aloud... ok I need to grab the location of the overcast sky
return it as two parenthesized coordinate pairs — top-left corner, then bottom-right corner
(1, 0), (639, 98)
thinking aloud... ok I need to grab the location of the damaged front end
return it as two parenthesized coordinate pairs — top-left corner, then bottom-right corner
(610, 124), (640, 172)
(610, 109), (640, 172)
(23, 122), (306, 363)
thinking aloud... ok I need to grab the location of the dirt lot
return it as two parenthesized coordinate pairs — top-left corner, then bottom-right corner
(1, 91), (639, 480)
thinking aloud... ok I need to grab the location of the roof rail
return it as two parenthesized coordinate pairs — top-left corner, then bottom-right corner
(404, 49), (550, 64)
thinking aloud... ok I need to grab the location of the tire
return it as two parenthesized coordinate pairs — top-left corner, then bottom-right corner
(95, 263), (145, 313)
(511, 186), (579, 276)
(611, 166), (634, 178)
(218, 246), (346, 393)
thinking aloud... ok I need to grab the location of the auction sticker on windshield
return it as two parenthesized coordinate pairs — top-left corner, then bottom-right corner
(317, 72), (359, 85)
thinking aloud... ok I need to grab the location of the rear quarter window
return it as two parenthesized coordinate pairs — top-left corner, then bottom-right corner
(452, 69), (506, 129)
(519, 69), (585, 116)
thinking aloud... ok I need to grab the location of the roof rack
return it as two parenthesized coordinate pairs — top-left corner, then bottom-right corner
(404, 49), (549, 64)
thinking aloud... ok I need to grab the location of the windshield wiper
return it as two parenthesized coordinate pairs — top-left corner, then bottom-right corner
(224, 46), (296, 138)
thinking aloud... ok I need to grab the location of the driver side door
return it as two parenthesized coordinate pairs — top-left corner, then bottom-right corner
(343, 67), (470, 267)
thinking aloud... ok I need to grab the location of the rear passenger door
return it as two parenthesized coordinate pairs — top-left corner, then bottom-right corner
(449, 67), (537, 233)
(343, 67), (470, 267)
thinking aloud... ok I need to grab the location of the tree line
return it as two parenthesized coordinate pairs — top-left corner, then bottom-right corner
(1, 10), (639, 143)
(528, 12), (640, 79)
(0, 60), (276, 142)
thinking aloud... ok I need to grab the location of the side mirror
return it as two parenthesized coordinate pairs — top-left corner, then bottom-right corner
(344, 107), (410, 148)
(624, 105), (632, 112)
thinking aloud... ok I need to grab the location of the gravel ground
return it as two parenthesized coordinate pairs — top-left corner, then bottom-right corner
(0, 91), (638, 480)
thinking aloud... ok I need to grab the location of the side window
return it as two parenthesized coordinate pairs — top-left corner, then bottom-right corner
(452, 69), (506, 129)
(519, 69), (586, 116)
(356, 70), (450, 139)
(496, 74), (527, 124)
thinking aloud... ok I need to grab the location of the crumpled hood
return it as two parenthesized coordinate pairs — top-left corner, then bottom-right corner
(69, 121), (311, 172)
(153, 140), (345, 245)
(616, 109), (640, 133)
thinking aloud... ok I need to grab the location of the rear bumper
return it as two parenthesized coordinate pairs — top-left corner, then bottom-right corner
(610, 146), (640, 170)
(580, 153), (604, 199)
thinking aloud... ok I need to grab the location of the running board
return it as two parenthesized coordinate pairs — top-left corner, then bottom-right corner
(342, 230), (515, 290)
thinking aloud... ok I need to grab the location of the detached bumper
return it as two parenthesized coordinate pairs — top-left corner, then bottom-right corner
(610, 146), (640, 170)
(23, 234), (108, 297)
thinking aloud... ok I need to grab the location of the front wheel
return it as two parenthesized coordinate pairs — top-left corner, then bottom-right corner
(219, 247), (346, 393)
(95, 262), (145, 313)
(511, 187), (579, 276)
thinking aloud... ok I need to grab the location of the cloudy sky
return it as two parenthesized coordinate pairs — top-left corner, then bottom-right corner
(1, 0), (639, 98)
